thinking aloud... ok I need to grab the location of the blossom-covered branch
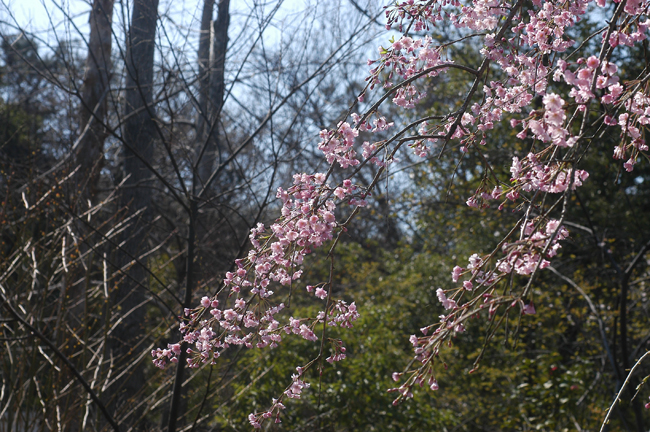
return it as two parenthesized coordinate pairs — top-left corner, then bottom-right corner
(154, 0), (650, 426)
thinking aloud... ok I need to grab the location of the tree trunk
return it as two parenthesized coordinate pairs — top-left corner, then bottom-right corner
(69, 2), (115, 429)
(195, 0), (215, 170)
(75, 0), (114, 202)
(111, 0), (159, 427)
(197, 0), (230, 184)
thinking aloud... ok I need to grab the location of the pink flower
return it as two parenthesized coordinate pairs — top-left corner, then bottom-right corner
(322, 211), (335, 223)
(586, 56), (600, 69)
(451, 266), (463, 283)
(542, 93), (564, 111)
(523, 303), (536, 315)
(436, 288), (457, 310)
(223, 309), (238, 321)
(610, 83), (624, 99)
(299, 325), (318, 341)
(248, 414), (262, 429)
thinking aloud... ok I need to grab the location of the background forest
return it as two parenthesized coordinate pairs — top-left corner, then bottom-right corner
(1, 0), (650, 431)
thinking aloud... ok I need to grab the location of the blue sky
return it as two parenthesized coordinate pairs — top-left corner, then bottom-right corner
(3, 0), (90, 36)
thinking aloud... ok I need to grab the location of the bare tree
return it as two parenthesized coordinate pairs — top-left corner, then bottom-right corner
(0, 1), (380, 430)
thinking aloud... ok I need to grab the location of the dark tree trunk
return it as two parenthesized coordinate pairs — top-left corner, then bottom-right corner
(67, 2), (115, 429)
(197, 0), (230, 184)
(166, 3), (231, 431)
(195, 0), (215, 164)
(210, 0), (230, 119)
(111, 0), (159, 427)
(75, 0), (114, 202)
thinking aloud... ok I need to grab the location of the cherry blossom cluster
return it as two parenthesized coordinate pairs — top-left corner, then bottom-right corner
(509, 153), (589, 194)
(497, 218), (569, 275)
(247, 398), (285, 428)
(351, 113), (395, 134)
(151, 343), (181, 368)
(609, 86), (650, 171)
(152, 170), (360, 368)
(389, 218), (568, 404)
(247, 366), (313, 428)
(326, 338), (348, 363)
(516, 94), (575, 148)
(151, 89), (422, 426)
(554, 57), (615, 107)
(388, 287), (533, 404)
(607, 18), (648, 47)
(353, 113), (398, 166)
(327, 300), (360, 328)
(518, 0), (584, 53)
(447, 218), (568, 292)
(384, 0), (508, 33)
(384, 0), (450, 33)
(366, 35), (451, 103)
(319, 122), (360, 168)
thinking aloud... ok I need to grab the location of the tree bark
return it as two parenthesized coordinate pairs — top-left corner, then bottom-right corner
(197, 0), (230, 184)
(69, 2), (115, 428)
(75, 0), (114, 202)
(195, 0), (215, 147)
(111, 0), (159, 427)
